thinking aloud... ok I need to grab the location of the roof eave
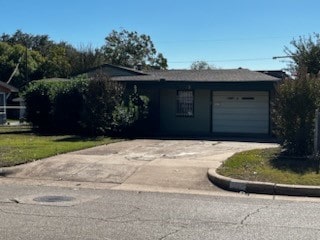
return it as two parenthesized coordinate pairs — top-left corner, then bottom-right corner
(0, 83), (18, 93)
(113, 78), (281, 83)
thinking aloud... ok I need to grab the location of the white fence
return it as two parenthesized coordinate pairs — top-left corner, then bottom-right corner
(0, 106), (26, 124)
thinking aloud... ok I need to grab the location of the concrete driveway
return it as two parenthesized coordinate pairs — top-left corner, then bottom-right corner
(1, 139), (278, 193)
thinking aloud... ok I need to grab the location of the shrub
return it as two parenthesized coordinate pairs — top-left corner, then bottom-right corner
(80, 76), (124, 135)
(23, 76), (149, 136)
(272, 76), (320, 156)
(23, 80), (59, 131)
(52, 80), (88, 133)
(112, 86), (149, 133)
(23, 78), (88, 133)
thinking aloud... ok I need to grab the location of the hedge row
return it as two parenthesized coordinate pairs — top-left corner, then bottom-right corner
(23, 76), (149, 135)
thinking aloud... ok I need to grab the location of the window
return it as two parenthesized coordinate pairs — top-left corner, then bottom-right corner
(176, 90), (194, 117)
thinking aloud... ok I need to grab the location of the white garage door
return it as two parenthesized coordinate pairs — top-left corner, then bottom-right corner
(212, 91), (269, 134)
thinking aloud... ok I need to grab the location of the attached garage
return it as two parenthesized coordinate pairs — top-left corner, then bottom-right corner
(212, 91), (269, 134)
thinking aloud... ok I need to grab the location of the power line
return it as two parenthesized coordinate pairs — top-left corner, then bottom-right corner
(156, 34), (308, 44)
(168, 57), (278, 64)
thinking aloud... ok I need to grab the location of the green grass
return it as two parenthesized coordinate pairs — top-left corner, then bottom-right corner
(0, 125), (117, 167)
(217, 148), (320, 186)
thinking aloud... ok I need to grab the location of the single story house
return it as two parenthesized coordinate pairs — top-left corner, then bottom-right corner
(86, 64), (281, 136)
(0, 81), (18, 124)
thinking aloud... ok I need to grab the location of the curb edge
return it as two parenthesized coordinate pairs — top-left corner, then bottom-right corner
(208, 169), (320, 197)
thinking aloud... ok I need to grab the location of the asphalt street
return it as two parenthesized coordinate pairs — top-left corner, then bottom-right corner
(1, 183), (320, 240)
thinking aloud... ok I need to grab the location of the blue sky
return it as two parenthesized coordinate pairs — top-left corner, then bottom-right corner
(1, 0), (319, 70)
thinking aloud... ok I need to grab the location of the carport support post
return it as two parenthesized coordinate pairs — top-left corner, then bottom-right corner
(314, 109), (320, 174)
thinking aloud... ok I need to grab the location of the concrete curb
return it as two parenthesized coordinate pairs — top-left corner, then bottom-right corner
(208, 169), (320, 197)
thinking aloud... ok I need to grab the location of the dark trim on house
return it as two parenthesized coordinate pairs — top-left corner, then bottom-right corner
(124, 81), (276, 91)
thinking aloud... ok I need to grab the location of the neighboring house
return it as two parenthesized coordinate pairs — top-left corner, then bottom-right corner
(84, 63), (146, 78)
(0, 81), (18, 124)
(257, 70), (288, 79)
(85, 65), (281, 136)
(12, 97), (26, 120)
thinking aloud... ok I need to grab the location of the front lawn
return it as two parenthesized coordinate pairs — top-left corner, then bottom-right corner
(0, 125), (117, 167)
(217, 148), (320, 186)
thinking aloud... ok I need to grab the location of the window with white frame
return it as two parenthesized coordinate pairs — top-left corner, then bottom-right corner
(0, 93), (5, 113)
(176, 90), (194, 117)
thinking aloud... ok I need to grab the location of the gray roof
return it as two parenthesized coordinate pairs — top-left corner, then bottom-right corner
(83, 63), (147, 77)
(112, 69), (280, 82)
(0, 81), (18, 93)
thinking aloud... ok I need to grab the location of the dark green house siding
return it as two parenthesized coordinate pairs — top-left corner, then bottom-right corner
(160, 89), (211, 135)
(125, 81), (277, 136)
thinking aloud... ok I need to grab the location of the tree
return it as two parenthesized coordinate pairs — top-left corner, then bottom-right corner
(102, 29), (168, 70)
(1, 31), (72, 83)
(190, 61), (214, 70)
(1, 30), (54, 54)
(69, 44), (105, 75)
(38, 44), (72, 78)
(1, 29), (168, 86)
(272, 75), (320, 156)
(285, 33), (320, 76)
(0, 42), (44, 87)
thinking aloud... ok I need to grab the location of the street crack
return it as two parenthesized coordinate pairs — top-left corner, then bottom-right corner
(158, 225), (187, 240)
(240, 205), (269, 225)
(0, 205), (141, 223)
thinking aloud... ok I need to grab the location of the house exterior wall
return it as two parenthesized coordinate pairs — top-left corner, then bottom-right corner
(138, 87), (160, 133)
(160, 89), (211, 135)
(0, 92), (6, 124)
(123, 81), (277, 136)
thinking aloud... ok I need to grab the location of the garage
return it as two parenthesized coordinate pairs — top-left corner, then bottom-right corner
(212, 91), (269, 134)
